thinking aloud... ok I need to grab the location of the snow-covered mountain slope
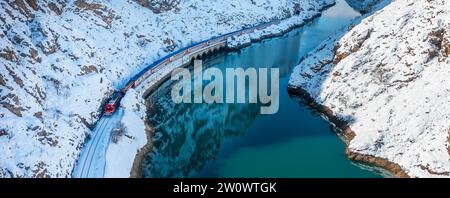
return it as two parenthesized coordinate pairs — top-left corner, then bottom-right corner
(0, 0), (334, 177)
(289, 0), (450, 177)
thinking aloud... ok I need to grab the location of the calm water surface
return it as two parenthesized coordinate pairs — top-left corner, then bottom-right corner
(142, 0), (384, 178)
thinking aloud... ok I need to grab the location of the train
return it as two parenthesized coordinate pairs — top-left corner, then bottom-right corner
(103, 81), (135, 116)
(102, 19), (282, 116)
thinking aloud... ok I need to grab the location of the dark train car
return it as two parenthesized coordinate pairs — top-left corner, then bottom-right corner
(122, 80), (135, 93)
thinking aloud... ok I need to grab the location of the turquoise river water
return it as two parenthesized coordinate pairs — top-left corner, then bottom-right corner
(142, 0), (385, 178)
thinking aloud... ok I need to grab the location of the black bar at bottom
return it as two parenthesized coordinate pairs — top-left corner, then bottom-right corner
(0, 178), (446, 196)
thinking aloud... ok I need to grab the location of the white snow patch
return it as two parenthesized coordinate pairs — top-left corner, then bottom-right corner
(104, 89), (147, 178)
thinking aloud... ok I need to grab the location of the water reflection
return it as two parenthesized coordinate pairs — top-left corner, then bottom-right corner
(143, 87), (260, 177)
(141, 0), (380, 178)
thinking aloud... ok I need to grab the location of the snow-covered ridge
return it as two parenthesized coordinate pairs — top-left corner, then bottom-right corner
(289, 0), (450, 177)
(0, 0), (334, 177)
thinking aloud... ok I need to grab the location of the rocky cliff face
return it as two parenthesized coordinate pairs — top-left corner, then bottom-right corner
(0, 0), (334, 177)
(289, 0), (450, 177)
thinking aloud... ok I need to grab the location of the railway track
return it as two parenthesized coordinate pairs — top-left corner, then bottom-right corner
(72, 110), (123, 178)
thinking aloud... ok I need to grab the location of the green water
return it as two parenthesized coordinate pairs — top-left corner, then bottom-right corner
(142, 0), (384, 178)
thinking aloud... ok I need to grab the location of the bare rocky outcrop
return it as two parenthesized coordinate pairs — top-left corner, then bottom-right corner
(78, 65), (99, 76)
(346, 150), (409, 178)
(26, 0), (38, 10)
(0, 74), (6, 87)
(428, 28), (450, 61)
(74, 0), (116, 29)
(133, 0), (181, 14)
(47, 2), (63, 15)
(0, 47), (19, 62)
(333, 44), (349, 64)
(0, 129), (8, 137)
(130, 120), (153, 178)
(448, 127), (450, 156)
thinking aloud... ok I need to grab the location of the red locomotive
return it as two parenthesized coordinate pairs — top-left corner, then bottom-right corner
(103, 81), (135, 116)
(103, 91), (123, 116)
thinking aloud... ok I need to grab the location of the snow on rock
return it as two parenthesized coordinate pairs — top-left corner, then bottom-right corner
(104, 89), (146, 178)
(227, 34), (252, 50)
(227, 0), (335, 49)
(0, 0), (335, 177)
(289, 0), (450, 177)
